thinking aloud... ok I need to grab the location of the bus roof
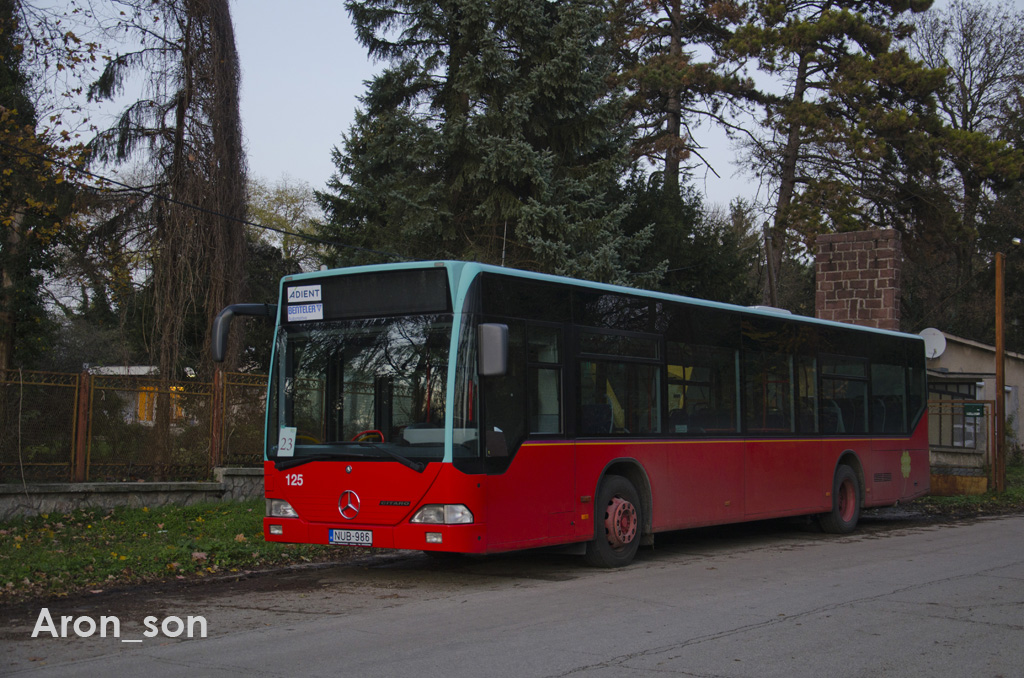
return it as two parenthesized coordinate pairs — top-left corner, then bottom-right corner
(282, 260), (924, 344)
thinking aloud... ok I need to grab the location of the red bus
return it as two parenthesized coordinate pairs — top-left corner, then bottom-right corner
(213, 261), (929, 567)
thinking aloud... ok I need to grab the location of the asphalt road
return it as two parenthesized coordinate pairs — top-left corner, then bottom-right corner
(2, 511), (1022, 678)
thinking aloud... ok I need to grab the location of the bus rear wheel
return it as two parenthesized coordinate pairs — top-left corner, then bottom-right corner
(584, 476), (642, 568)
(819, 465), (860, 534)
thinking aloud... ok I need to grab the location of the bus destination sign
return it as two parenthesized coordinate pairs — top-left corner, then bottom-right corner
(287, 285), (321, 303)
(286, 284), (323, 322)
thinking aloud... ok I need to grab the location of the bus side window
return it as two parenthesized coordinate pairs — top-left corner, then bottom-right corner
(743, 351), (794, 434)
(820, 356), (868, 434)
(578, 360), (661, 436)
(667, 342), (738, 435)
(797, 356), (818, 433)
(527, 325), (562, 434)
(871, 363), (907, 434)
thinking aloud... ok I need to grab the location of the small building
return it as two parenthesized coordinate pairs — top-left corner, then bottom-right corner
(926, 333), (1024, 493)
(86, 365), (190, 424)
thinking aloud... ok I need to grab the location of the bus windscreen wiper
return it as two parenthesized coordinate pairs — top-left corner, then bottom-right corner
(273, 453), (341, 471)
(354, 442), (426, 473)
(273, 446), (426, 473)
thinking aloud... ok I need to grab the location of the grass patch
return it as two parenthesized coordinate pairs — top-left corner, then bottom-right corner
(911, 464), (1024, 515)
(0, 500), (352, 603)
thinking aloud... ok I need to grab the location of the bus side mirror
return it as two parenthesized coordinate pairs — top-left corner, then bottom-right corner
(211, 303), (278, 362)
(478, 323), (508, 377)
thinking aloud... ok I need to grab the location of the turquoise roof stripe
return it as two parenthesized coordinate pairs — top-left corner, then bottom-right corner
(282, 260), (923, 343)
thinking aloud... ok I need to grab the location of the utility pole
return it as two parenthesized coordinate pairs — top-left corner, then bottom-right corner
(995, 251), (1005, 493)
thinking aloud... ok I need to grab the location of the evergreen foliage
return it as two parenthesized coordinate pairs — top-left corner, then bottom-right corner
(320, 0), (663, 286)
(613, 0), (755, 198)
(7, 0), (1024, 370)
(731, 0), (949, 303)
(86, 0), (248, 379)
(620, 173), (759, 304)
(0, 0), (73, 369)
(900, 0), (1024, 345)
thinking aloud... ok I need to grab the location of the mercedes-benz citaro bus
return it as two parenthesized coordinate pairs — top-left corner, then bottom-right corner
(212, 261), (929, 567)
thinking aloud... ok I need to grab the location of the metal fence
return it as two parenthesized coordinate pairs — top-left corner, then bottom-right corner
(0, 370), (267, 483)
(0, 370), (81, 483)
(221, 371), (269, 468)
(927, 398), (995, 488)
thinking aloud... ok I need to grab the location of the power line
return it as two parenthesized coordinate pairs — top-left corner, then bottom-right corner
(0, 138), (403, 261)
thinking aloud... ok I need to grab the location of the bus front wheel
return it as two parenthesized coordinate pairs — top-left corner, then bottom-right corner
(819, 465), (860, 534)
(584, 476), (642, 568)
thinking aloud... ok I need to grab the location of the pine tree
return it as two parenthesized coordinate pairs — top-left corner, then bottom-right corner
(88, 0), (248, 379)
(613, 0), (754, 199)
(320, 0), (662, 285)
(87, 0), (247, 475)
(731, 0), (944, 306)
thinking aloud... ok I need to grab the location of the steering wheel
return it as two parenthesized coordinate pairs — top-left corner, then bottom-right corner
(351, 429), (385, 443)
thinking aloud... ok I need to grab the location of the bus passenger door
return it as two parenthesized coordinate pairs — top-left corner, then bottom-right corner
(480, 322), (575, 548)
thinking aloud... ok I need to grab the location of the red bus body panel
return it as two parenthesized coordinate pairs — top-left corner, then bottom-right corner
(265, 414), (929, 554)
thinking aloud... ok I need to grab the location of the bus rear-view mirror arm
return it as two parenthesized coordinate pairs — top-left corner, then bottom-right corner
(212, 303), (278, 363)
(478, 323), (508, 377)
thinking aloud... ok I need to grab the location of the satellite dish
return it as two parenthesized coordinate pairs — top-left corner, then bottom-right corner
(920, 328), (946, 359)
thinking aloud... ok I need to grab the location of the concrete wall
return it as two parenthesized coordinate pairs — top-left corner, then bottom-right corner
(0, 467), (263, 520)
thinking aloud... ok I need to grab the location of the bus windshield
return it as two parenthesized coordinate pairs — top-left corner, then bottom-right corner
(267, 314), (453, 464)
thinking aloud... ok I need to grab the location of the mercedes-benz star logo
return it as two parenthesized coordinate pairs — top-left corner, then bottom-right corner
(338, 490), (361, 520)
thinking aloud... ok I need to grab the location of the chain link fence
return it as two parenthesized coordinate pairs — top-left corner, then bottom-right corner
(88, 375), (215, 481)
(221, 372), (269, 467)
(0, 370), (80, 483)
(0, 370), (267, 483)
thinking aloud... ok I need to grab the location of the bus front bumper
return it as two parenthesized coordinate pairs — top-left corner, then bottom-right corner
(263, 517), (487, 553)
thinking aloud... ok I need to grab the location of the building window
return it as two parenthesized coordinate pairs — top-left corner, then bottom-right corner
(929, 381), (979, 449)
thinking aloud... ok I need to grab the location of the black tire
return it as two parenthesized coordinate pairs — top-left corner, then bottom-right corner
(819, 465), (861, 534)
(584, 475), (643, 568)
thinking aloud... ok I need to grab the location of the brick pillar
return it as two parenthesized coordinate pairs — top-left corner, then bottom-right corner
(815, 229), (901, 331)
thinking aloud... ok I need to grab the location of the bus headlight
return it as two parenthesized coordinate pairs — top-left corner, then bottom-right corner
(410, 504), (474, 524)
(267, 499), (299, 518)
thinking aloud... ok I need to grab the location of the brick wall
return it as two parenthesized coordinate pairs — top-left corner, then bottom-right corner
(815, 229), (901, 331)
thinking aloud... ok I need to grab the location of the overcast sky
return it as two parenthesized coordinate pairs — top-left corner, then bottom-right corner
(232, 1), (372, 192)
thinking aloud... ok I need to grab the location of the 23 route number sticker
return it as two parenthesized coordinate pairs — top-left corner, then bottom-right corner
(277, 426), (297, 457)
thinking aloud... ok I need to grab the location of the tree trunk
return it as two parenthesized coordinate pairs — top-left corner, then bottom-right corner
(664, 0), (684, 199)
(200, 0), (247, 377)
(765, 50), (810, 306)
(0, 209), (25, 371)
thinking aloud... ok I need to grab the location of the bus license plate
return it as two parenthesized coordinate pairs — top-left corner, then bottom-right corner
(329, 529), (372, 546)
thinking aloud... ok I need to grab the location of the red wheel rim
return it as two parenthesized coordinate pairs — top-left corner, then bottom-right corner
(837, 479), (855, 522)
(604, 496), (637, 549)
